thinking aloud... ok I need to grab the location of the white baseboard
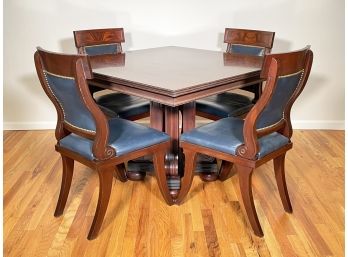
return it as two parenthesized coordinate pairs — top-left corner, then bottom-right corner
(197, 119), (345, 130)
(3, 120), (344, 131)
(291, 120), (344, 130)
(3, 122), (56, 130)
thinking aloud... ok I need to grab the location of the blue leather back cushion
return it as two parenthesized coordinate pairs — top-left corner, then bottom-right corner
(84, 44), (121, 55)
(44, 72), (96, 132)
(180, 117), (289, 159)
(257, 71), (303, 129)
(228, 44), (265, 56)
(59, 118), (170, 160)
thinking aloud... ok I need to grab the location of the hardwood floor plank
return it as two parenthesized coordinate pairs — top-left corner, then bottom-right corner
(183, 213), (197, 257)
(103, 181), (133, 256)
(316, 223), (344, 257)
(133, 180), (151, 257)
(3, 129), (344, 257)
(189, 179), (205, 232)
(169, 205), (184, 257)
(201, 209), (221, 257)
(146, 178), (171, 257)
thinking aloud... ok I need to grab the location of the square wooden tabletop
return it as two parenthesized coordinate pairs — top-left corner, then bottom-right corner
(90, 46), (263, 106)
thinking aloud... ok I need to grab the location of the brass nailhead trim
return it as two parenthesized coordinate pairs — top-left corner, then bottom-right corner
(257, 70), (304, 131)
(44, 70), (75, 80)
(43, 71), (96, 134)
(278, 69), (304, 78)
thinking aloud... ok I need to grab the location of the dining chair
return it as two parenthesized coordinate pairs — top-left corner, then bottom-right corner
(34, 47), (172, 239)
(196, 28), (275, 120)
(73, 28), (150, 121)
(177, 46), (313, 237)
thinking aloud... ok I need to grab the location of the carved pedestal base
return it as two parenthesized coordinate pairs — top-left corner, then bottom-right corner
(126, 159), (152, 181)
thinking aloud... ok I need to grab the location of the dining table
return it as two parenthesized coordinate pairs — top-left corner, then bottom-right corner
(88, 46), (263, 199)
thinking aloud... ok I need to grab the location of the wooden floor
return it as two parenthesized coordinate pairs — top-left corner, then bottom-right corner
(4, 129), (344, 257)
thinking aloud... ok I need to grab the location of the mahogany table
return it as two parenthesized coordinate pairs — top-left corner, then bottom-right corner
(89, 46), (263, 198)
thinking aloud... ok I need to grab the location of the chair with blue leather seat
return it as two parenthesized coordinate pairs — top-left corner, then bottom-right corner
(196, 28), (275, 120)
(34, 47), (172, 239)
(177, 47), (313, 237)
(73, 28), (150, 120)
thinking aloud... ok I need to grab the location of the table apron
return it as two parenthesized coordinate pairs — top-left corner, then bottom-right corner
(89, 76), (262, 107)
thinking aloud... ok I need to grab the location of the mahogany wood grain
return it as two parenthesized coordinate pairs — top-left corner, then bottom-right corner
(236, 165), (263, 237)
(273, 154), (293, 212)
(240, 46), (313, 160)
(177, 47), (314, 237)
(115, 163), (128, 182)
(175, 149), (197, 204)
(90, 74), (262, 107)
(153, 151), (173, 205)
(89, 47), (264, 187)
(224, 28), (275, 50)
(74, 28), (125, 49)
(181, 102), (196, 133)
(34, 48), (173, 240)
(164, 106), (180, 157)
(218, 161), (234, 181)
(74, 28), (150, 180)
(87, 166), (114, 240)
(198, 29), (275, 122)
(75, 29), (149, 121)
(54, 156), (74, 217)
(164, 107), (181, 198)
(260, 46), (311, 78)
(91, 47), (263, 100)
(150, 102), (164, 131)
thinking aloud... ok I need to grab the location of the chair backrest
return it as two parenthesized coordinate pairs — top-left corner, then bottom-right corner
(239, 46), (313, 159)
(34, 47), (114, 160)
(224, 28), (275, 56)
(74, 28), (125, 55)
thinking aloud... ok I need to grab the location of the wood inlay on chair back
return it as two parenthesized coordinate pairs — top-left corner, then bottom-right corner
(74, 28), (125, 55)
(224, 28), (275, 56)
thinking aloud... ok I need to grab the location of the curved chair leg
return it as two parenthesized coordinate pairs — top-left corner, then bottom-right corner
(273, 154), (292, 213)
(218, 161), (234, 181)
(175, 150), (197, 205)
(236, 165), (263, 237)
(153, 152), (173, 205)
(87, 166), (113, 240)
(54, 155), (74, 217)
(115, 163), (128, 182)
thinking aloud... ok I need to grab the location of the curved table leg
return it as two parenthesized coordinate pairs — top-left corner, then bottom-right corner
(147, 102), (219, 202)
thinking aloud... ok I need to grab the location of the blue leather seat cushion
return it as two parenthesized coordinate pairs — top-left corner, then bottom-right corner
(180, 117), (289, 159)
(59, 118), (169, 160)
(95, 93), (150, 119)
(196, 92), (253, 118)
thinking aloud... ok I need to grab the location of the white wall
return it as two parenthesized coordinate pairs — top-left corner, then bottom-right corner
(4, 0), (345, 130)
